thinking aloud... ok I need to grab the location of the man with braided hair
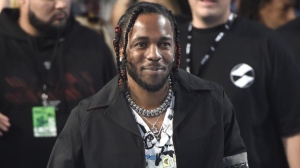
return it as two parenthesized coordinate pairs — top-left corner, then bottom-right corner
(47, 2), (248, 168)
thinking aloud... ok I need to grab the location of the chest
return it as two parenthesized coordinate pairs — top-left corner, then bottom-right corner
(80, 97), (227, 167)
(0, 39), (103, 105)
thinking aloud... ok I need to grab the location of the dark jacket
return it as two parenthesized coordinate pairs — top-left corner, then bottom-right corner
(0, 8), (117, 168)
(47, 70), (247, 168)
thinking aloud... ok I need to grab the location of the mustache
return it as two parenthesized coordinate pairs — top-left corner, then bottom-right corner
(52, 10), (68, 19)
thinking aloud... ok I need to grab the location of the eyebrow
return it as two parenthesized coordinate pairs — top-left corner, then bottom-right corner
(160, 36), (173, 41)
(132, 36), (173, 41)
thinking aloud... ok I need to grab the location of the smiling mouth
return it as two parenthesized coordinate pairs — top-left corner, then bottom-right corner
(200, 0), (216, 2)
(144, 67), (164, 71)
(142, 66), (166, 71)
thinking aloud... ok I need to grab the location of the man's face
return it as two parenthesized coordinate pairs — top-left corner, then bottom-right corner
(259, 0), (296, 29)
(125, 13), (175, 92)
(27, 0), (71, 34)
(188, 0), (231, 21)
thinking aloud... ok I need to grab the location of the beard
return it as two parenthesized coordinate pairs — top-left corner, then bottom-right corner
(28, 9), (68, 36)
(127, 62), (171, 92)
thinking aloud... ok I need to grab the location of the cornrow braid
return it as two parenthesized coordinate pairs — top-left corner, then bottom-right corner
(120, 7), (144, 91)
(114, 2), (182, 92)
(169, 10), (181, 91)
(113, 26), (122, 86)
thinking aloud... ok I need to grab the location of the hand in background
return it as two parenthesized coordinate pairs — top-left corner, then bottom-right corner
(0, 112), (10, 136)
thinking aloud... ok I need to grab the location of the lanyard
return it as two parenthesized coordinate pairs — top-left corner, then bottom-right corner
(31, 37), (64, 106)
(185, 12), (235, 75)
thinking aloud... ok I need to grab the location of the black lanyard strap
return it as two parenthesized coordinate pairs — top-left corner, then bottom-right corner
(185, 12), (236, 75)
(29, 36), (65, 106)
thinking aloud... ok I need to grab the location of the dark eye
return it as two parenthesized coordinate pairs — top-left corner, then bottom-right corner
(160, 42), (171, 48)
(135, 42), (147, 48)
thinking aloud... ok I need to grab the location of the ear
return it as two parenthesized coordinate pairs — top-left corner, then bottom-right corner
(119, 47), (124, 61)
(173, 45), (176, 62)
(113, 40), (124, 61)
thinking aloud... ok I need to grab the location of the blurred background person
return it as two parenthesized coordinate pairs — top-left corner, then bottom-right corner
(237, 0), (297, 29)
(110, 0), (184, 27)
(0, 0), (116, 167)
(178, 0), (300, 167)
(74, 0), (115, 59)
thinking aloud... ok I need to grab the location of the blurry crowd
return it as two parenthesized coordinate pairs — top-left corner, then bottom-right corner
(0, 0), (300, 168)
(1, 0), (300, 54)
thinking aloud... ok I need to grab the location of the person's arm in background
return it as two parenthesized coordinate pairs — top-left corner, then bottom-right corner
(0, 1), (10, 137)
(0, 112), (10, 136)
(268, 30), (300, 168)
(283, 134), (300, 168)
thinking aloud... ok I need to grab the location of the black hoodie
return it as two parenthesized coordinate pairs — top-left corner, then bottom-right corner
(0, 8), (117, 168)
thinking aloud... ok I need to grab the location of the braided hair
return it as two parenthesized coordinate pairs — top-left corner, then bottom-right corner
(113, 2), (181, 92)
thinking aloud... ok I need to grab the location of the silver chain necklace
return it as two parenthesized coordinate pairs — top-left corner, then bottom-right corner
(125, 78), (173, 117)
(142, 112), (164, 138)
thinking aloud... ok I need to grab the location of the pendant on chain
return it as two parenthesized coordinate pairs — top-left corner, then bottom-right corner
(151, 125), (159, 134)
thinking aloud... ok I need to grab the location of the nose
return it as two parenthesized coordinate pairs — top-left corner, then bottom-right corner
(55, 0), (68, 9)
(146, 45), (162, 62)
(287, 9), (296, 21)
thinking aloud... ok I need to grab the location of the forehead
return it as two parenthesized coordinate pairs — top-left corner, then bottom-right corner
(26, 0), (71, 5)
(130, 13), (173, 38)
(188, 0), (231, 4)
(27, 0), (51, 4)
(25, 0), (53, 7)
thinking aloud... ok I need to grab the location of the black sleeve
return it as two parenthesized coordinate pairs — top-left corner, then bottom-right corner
(47, 106), (85, 168)
(222, 91), (249, 168)
(267, 32), (300, 137)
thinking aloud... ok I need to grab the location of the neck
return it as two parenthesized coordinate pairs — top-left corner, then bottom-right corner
(192, 10), (231, 29)
(127, 77), (170, 110)
(18, 10), (41, 36)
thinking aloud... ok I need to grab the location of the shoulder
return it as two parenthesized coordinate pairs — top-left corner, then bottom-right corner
(178, 69), (219, 89)
(231, 16), (293, 56)
(75, 76), (119, 112)
(277, 18), (300, 33)
(231, 16), (276, 38)
(177, 69), (225, 102)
